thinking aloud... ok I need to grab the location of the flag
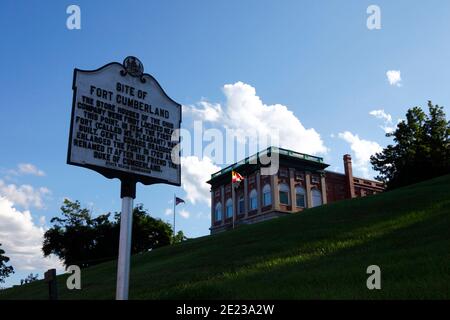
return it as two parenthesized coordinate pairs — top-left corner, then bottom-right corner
(175, 197), (185, 205)
(232, 170), (244, 184)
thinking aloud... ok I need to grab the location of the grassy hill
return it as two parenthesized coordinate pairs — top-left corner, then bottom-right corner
(1, 175), (449, 300)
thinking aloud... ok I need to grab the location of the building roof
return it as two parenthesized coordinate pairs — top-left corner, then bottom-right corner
(207, 146), (329, 185)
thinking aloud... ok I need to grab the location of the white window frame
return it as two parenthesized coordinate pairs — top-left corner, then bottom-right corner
(249, 189), (258, 210)
(238, 195), (245, 214)
(215, 202), (222, 221)
(279, 183), (290, 205)
(225, 198), (233, 219)
(295, 186), (306, 208)
(262, 184), (272, 206)
(312, 189), (322, 207)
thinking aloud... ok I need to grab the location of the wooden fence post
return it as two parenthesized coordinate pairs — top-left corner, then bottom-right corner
(44, 269), (58, 300)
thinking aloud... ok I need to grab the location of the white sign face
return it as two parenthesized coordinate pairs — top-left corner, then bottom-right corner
(68, 59), (181, 186)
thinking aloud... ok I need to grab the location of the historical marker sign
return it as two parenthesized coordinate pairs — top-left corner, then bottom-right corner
(68, 57), (181, 186)
(67, 57), (182, 300)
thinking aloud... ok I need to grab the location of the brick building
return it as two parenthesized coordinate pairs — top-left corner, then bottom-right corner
(207, 147), (385, 234)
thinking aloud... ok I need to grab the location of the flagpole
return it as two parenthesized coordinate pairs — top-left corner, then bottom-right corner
(232, 184), (235, 229)
(173, 193), (176, 239)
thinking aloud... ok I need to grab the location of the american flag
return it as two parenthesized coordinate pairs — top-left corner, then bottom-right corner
(175, 196), (185, 205)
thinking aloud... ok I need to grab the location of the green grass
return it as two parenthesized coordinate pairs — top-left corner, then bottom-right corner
(1, 175), (449, 300)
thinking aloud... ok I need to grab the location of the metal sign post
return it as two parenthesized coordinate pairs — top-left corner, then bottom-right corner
(173, 193), (176, 236)
(116, 180), (136, 300)
(232, 185), (236, 229)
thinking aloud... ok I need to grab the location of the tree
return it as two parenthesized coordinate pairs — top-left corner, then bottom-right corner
(21, 273), (39, 285)
(172, 231), (187, 244)
(371, 101), (450, 189)
(43, 199), (183, 268)
(42, 199), (111, 268)
(124, 204), (172, 252)
(0, 244), (14, 283)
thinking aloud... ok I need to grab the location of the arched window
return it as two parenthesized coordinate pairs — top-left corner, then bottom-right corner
(295, 186), (306, 208)
(225, 198), (233, 219)
(249, 189), (258, 210)
(312, 189), (322, 207)
(262, 184), (272, 206)
(215, 202), (222, 222)
(238, 195), (245, 214)
(279, 183), (290, 205)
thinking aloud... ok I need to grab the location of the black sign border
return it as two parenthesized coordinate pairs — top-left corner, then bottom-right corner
(67, 61), (182, 187)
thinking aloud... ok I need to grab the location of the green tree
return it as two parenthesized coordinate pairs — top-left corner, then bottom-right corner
(0, 244), (14, 283)
(113, 204), (174, 253)
(21, 273), (39, 285)
(43, 199), (183, 267)
(42, 199), (110, 267)
(371, 101), (450, 189)
(172, 231), (187, 244)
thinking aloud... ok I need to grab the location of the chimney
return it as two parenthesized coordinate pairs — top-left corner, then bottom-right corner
(343, 154), (355, 198)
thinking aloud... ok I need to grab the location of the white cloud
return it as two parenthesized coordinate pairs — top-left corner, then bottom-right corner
(181, 156), (221, 205)
(17, 163), (45, 177)
(184, 101), (222, 122)
(39, 216), (46, 226)
(338, 131), (382, 178)
(369, 109), (396, 133)
(369, 109), (392, 123)
(179, 209), (190, 219)
(386, 70), (402, 87)
(0, 180), (51, 209)
(0, 197), (63, 273)
(181, 82), (328, 207)
(381, 126), (396, 134)
(186, 81), (327, 155)
(166, 207), (190, 219)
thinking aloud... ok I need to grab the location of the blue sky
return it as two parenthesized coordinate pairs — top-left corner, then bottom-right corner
(0, 1), (449, 287)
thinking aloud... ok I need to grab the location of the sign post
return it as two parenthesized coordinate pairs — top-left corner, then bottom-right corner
(173, 193), (176, 237)
(67, 57), (181, 300)
(116, 180), (135, 300)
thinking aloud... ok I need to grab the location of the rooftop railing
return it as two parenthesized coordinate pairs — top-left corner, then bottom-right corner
(210, 147), (324, 179)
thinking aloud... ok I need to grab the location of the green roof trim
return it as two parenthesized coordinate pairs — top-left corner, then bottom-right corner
(209, 146), (325, 180)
